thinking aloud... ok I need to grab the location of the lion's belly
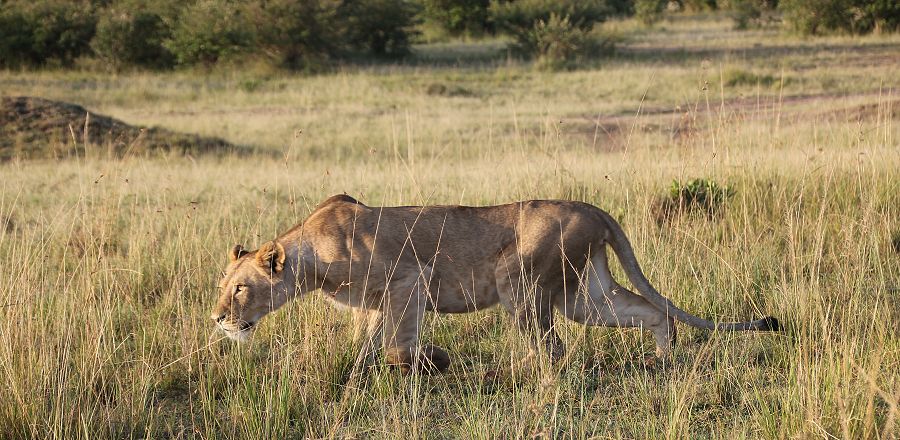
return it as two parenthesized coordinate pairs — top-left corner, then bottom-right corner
(426, 265), (499, 313)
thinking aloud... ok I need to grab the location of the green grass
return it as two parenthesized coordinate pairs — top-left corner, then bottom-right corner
(1, 14), (899, 439)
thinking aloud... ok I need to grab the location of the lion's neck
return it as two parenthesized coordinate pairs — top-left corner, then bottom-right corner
(280, 238), (317, 298)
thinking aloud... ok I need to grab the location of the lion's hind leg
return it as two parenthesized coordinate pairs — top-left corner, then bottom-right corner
(554, 247), (676, 358)
(494, 253), (566, 364)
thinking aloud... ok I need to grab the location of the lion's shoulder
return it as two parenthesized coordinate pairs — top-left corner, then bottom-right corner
(317, 194), (364, 208)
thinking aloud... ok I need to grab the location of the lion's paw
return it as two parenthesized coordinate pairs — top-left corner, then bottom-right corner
(385, 345), (451, 375)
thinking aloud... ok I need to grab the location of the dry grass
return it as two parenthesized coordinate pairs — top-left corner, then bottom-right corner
(0, 14), (899, 439)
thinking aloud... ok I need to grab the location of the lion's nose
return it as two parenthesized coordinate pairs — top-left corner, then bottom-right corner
(212, 313), (226, 323)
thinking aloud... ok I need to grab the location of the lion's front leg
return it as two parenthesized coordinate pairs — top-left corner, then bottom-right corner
(381, 271), (450, 374)
(351, 308), (384, 371)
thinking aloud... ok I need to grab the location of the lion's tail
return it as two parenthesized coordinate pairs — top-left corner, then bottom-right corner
(598, 210), (780, 332)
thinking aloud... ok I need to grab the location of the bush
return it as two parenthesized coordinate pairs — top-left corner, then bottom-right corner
(780, 0), (848, 34)
(338, 0), (421, 57)
(419, 0), (492, 37)
(634, 0), (666, 26)
(677, 0), (719, 12)
(780, 0), (900, 35)
(91, 10), (174, 70)
(233, 0), (419, 69)
(242, 0), (340, 70)
(164, 0), (256, 66)
(0, 8), (35, 68)
(490, 0), (610, 34)
(653, 178), (735, 222)
(489, 0), (610, 67)
(856, 0), (900, 33)
(0, 1), (97, 67)
(530, 14), (600, 71)
(723, 0), (764, 29)
(722, 68), (776, 87)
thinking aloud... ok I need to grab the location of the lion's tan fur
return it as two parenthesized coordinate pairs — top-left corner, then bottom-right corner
(211, 194), (777, 373)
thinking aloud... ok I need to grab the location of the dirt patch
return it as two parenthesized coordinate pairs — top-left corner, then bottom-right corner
(0, 96), (252, 160)
(566, 91), (900, 149)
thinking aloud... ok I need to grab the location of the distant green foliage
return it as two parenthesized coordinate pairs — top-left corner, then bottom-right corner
(91, 10), (174, 70)
(722, 68), (776, 87)
(654, 178), (735, 222)
(0, 0), (420, 70)
(721, 0), (771, 29)
(3, 0), (899, 70)
(164, 0), (256, 66)
(634, 0), (666, 25)
(676, 0), (719, 12)
(489, 0), (611, 69)
(419, 0), (492, 37)
(490, 0), (610, 35)
(780, 0), (900, 35)
(670, 178), (734, 212)
(0, 0), (98, 67)
(338, 0), (421, 57)
(529, 14), (603, 71)
(242, 0), (340, 70)
(0, 8), (35, 68)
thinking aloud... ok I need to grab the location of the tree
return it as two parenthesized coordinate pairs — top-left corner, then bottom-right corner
(489, 0), (611, 69)
(91, 10), (174, 69)
(419, 0), (492, 37)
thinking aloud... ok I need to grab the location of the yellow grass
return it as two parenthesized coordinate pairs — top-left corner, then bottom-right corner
(0, 14), (898, 439)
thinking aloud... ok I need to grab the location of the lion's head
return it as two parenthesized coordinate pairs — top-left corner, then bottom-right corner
(210, 241), (289, 342)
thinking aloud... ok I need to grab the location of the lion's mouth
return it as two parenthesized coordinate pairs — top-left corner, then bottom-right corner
(218, 320), (255, 334)
(219, 321), (256, 343)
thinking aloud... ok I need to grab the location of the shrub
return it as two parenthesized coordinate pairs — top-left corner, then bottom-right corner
(242, 0), (339, 70)
(723, 0), (764, 29)
(677, 0), (719, 12)
(91, 10), (174, 70)
(780, 0), (899, 35)
(164, 0), (256, 66)
(425, 83), (476, 97)
(653, 178), (735, 222)
(634, 0), (666, 26)
(490, 0), (610, 35)
(338, 0), (421, 58)
(242, 0), (418, 68)
(722, 68), (776, 87)
(0, 8), (35, 68)
(780, 0), (849, 34)
(419, 0), (492, 37)
(489, 0), (610, 67)
(0, 1), (98, 67)
(856, 0), (900, 33)
(530, 14), (600, 71)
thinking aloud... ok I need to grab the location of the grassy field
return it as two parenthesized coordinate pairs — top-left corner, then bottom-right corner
(1, 15), (899, 439)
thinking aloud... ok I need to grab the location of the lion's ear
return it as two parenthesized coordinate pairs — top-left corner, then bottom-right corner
(256, 241), (286, 273)
(230, 244), (249, 261)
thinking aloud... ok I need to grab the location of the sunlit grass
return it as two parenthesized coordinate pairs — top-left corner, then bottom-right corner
(1, 15), (899, 439)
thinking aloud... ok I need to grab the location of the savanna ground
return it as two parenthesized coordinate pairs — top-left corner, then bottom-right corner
(1, 14), (899, 439)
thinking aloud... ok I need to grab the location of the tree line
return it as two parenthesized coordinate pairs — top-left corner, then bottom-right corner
(1, 0), (897, 71)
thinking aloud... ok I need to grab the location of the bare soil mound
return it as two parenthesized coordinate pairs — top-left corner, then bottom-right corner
(1, 96), (250, 160)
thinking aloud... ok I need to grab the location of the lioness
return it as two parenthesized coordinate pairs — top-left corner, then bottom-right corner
(211, 194), (779, 373)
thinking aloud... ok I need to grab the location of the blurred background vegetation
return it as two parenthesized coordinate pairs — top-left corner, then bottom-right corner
(1, 0), (898, 72)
